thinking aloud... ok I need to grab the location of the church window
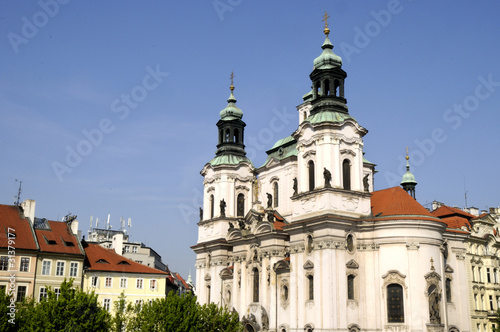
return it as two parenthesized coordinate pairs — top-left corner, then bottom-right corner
(210, 195), (214, 219)
(273, 182), (279, 207)
(487, 268), (491, 283)
(346, 234), (354, 252)
(253, 268), (259, 302)
(307, 275), (314, 300)
(387, 283), (404, 323)
(225, 129), (231, 142)
(306, 235), (313, 254)
(308, 160), (315, 191)
(324, 79), (330, 96)
(347, 275), (355, 300)
(234, 128), (239, 143)
(342, 159), (351, 190)
(490, 295), (494, 310)
(334, 80), (340, 97)
(445, 278), (452, 303)
(237, 194), (245, 217)
(282, 284), (289, 301)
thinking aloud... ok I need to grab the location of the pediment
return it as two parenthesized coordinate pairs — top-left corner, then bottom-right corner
(444, 264), (454, 273)
(303, 260), (314, 270)
(346, 259), (359, 269)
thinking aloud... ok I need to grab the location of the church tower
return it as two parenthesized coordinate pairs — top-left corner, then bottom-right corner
(195, 74), (255, 304)
(292, 13), (373, 219)
(401, 148), (417, 199)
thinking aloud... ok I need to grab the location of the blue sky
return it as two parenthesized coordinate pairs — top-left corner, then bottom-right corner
(1, 1), (499, 281)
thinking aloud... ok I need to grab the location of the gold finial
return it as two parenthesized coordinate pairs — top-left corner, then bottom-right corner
(430, 257), (435, 271)
(322, 11), (330, 35)
(230, 71), (235, 91)
(406, 146), (409, 161)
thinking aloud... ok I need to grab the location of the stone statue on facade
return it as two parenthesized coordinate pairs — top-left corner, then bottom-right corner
(429, 287), (441, 324)
(261, 306), (269, 330)
(293, 177), (298, 195)
(363, 174), (370, 192)
(267, 211), (274, 223)
(199, 207), (203, 221)
(323, 167), (332, 187)
(266, 193), (272, 208)
(220, 199), (226, 217)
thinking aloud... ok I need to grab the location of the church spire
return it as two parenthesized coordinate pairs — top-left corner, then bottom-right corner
(401, 147), (417, 199)
(309, 11), (348, 116)
(214, 72), (247, 158)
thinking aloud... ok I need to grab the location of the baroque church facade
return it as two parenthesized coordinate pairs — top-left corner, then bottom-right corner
(192, 18), (471, 332)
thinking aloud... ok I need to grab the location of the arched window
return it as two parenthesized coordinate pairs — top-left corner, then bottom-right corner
(273, 182), (279, 207)
(308, 160), (315, 191)
(445, 278), (452, 303)
(219, 129), (223, 144)
(347, 275), (355, 300)
(225, 129), (231, 142)
(342, 159), (351, 190)
(253, 268), (259, 302)
(324, 79), (330, 96)
(307, 275), (314, 300)
(387, 283), (404, 322)
(234, 128), (239, 143)
(334, 80), (339, 96)
(237, 194), (245, 217)
(210, 195), (214, 219)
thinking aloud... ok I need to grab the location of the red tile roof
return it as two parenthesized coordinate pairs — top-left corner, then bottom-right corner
(174, 273), (190, 289)
(438, 216), (471, 230)
(0, 204), (38, 250)
(431, 205), (475, 219)
(370, 187), (441, 222)
(83, 242), (167, 275)
(35, 220), (84, 256)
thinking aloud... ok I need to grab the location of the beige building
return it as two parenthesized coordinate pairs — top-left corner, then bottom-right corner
(82, 241), (167, 314)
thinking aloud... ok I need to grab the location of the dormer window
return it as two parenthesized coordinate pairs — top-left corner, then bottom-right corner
(96, 259), (109, 264)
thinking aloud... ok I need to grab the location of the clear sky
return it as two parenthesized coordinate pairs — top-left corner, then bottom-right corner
(1, 1), (499, 281)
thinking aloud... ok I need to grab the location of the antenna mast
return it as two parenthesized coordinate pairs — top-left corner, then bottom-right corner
(14, 179), (22, 206)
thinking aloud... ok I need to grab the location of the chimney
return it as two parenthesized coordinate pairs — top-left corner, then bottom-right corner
(112, 233), (124, 255)
(20, 199), (36, 224)
(69, 219), (79, 236)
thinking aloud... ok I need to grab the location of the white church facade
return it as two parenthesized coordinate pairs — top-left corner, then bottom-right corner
(192, 17), (472, 332)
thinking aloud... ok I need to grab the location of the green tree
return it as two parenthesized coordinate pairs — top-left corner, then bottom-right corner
(112, 292), (128, 332)
(126, 291), (241, 332)
(0, 288), (18, 331)
(17, 279), (111, 332)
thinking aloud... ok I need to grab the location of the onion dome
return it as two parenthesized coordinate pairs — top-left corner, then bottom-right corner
(219, 78), (243, 120)
(313, 13), (342, 70)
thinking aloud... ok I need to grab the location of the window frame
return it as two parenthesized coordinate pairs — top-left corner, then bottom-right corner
(0, 256), (9, 271)
(136, 278), (143, 289)
(39, 287), (47, 301)
(41, 260), (51, 276)
(105, 277), (112, 288)
(103, 298), (111, 311)
(387, 283), (404, 323)
(56, 261), (65, 276)
(16, 285), (27, 302)
(120, 277), (128, 289)
(20, 257), (30, 272)
(69, 262), (78, 277)
(150, 279), (157, 291)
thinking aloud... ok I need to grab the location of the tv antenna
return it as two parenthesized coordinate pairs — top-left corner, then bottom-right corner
(14, 179), (22, 206)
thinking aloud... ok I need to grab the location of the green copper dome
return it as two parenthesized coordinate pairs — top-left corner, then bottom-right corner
(219, 90), (243, 120)
(401, 156), (417, 185)
(313, 35), (342, 70)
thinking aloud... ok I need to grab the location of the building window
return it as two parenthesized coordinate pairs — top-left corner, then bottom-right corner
(105, 277), (112, 288)
(495, 269), (498, 284)
(120, 278), (127, 288)
(478, 267), (482, 282)
(490, 295), (494, 310)
(210, 194), (214, 219)
(16, 286), (26, 302)
(42, 260), (51, 275)
(39, 287), (47, 301)
(135, 299), (143, 310)
(387, 283), (404, 323)
(56, 261), (65, 276)
(69, 262), (78, 277)
(91, 276), (98, 288)
(472, 266), (476, 282)
(54, 288), (61, 300)
(124, 245), (130, 253)
(282, 284), (289, 302)
(150, 279), (157, 291)
(487, 268), (492, 283)
(307, 275), (314, 301)
(342, 159), (351, 190)
(136, 278), (143, 289)
(308, 160), (315, 191)
(103, 298), (111, 311)
(20, 257), (29, 272)
(497, 296), (500, 309)
(237, 193), (245, 217)
(445, 278), (452, 303)
(0, 257), (9, 271)
(132, 246), (138, 253)
(481, 295), (485, 310)
(273, 182), (279, 207)
(253, 268), (259, 303)
(347, 275), (355, 300)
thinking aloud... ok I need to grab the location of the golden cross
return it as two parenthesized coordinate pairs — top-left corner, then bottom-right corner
(322, 11), (330, 29)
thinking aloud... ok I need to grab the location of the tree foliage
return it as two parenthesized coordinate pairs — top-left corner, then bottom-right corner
(125, 291), (242, 332)
(16, 279), (111, 332)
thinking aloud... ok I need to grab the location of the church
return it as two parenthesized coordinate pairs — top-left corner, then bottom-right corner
(191, 15), (471, 332)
